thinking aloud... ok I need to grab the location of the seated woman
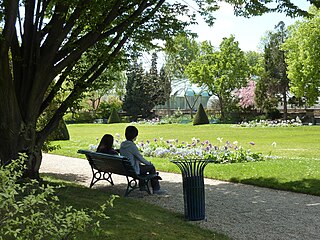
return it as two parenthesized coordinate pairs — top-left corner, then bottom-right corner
(96, 134), (119, 155)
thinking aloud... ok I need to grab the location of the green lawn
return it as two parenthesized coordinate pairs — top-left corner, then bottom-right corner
(46, 177), (228, 240)
(53, 123), (320, 159)
(44, 123), (320, 239)
(51, 123), (320, 195)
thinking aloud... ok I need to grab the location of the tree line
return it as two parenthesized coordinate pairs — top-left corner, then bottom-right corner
(1, 0), (319, 178)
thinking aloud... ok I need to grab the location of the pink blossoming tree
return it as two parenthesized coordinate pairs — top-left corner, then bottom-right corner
(235, 80), (256, 109)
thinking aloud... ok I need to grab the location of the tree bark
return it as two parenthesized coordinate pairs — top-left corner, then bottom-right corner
(0, 0), (178, 179)
(283, 88), (288, 120)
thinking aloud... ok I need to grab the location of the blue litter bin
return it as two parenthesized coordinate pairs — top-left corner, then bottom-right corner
(171, 159), (214, 221)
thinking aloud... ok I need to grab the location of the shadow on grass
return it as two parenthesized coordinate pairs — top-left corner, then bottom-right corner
(44, 172), (89, 183)
(229, 177), (320, 196)
(44, 177), (229, 240)
(43, 173), (320, 240)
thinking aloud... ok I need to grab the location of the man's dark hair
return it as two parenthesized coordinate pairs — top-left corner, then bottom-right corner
(125, 126), (138, 141)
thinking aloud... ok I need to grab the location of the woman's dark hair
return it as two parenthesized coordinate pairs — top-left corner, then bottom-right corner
(97, 134), (114, 152)
(125, 126), (138, 141)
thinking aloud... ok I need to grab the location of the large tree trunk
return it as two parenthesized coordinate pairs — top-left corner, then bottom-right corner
(0, 46), (58, 178)
(0, 116), (43, 179)
(25, 147), (43, 180)
(0, 101), (22, 166)
(0, 0), (168, 179)
(0, 32), (23, 166)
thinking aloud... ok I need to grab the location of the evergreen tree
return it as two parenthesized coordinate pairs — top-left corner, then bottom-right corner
(147, 53), (171, 106)
(255, 21), (290, 119)
(108, 108), (121, 124)
(142, 53), (159, 116)
(150, 52), (158, 76)
(141, 72), (156, 117)
(124, 54), (172, 120)
(123, 59), (146, 121)
(193, 103), (209, 125)
(159, 66), (171, 105)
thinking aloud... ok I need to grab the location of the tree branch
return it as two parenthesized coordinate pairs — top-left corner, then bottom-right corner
(40, 2), (69, 58)
(38, 33), (128, 143)
(38, 64), (74, 116)
(52, 0), (155, 71)
(53, 1), (123, 66)
(0, 0), (18, 52)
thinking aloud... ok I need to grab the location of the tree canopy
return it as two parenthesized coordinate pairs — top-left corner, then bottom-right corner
(255, 21), (290, 118)
(282, 6), (320, 106)
(186, 36), (249, 121)
(224, 0), (319, 18)
(0, 0), (198, 177)
(0, 0), (317, 177)
(164, 33), (200, 79)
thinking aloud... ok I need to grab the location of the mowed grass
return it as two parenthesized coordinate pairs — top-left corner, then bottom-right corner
(47, 177), (228, 240)
(51, 123), (320, 195)
(53, 123), (320, 159)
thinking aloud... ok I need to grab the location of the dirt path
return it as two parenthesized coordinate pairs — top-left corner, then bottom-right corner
(40, 154), (320, 240)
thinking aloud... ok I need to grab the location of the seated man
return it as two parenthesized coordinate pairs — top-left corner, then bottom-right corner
(120, 126), (166, 195)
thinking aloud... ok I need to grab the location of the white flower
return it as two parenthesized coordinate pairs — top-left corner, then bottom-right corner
(89, 144), (97, 151)
(271, 142), (277, 147)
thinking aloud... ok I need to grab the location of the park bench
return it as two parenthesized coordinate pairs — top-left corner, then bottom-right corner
(77, 149), (159, 197)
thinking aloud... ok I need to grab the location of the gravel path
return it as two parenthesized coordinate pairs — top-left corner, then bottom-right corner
(40, 154), (320, 240)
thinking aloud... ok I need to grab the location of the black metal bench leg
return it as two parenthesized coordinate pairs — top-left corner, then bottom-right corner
(124, 176), (139, 197)
(90, 168), (114, 188)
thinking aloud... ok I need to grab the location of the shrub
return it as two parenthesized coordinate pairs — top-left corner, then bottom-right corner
(96, 101), (111, 119)
(63, 112), (78, 124)
(96, 96), (123, 119)
(77, 111), (96, 123)
(0, 154), (117, 240)
(65, 111), (95, 123)
(108, 108), (121, 124)
(106, 95), (123, 111)
(193, 103), (209, 125)
(266, 108), (282, 120)
(48, 119), (70, 141)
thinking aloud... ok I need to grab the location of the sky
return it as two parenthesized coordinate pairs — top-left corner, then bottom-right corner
(185, 0), (311, 52)
(143, 1), (310, 68)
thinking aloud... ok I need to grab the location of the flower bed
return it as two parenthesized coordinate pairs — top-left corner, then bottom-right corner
(235, 117), (302, 128)
(90, 134), (265, 164)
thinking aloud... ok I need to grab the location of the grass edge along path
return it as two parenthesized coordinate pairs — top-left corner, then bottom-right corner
(149, 157), (320, 196)
(48, 177), (229, 240)
(51, 123), (320, 196)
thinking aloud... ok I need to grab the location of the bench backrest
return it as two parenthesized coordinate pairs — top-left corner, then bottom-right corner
(77, 150), (137, 177)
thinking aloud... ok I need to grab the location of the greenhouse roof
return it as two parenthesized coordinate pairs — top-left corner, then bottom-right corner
(171, 79), (210, 97)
